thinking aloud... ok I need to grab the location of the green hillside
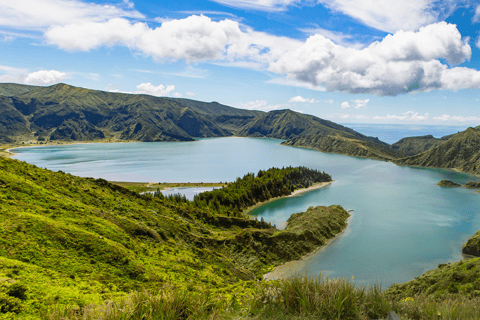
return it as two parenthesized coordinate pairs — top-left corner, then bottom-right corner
(0, 83), (243, 143)
(0, 158), (346, 318)
(392, 134), (450, 156)
(395, 127), (480, 175)
(237, 109), (403, 161)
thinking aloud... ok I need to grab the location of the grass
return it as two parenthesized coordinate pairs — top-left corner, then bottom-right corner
(2, 155), (480, 319)
(38, 273), (480, 320)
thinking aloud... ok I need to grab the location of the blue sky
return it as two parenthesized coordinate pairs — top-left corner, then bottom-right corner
(1, 0), (480, 125)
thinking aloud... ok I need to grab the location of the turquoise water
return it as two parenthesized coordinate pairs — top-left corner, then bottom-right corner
(11, 137), (480, 288)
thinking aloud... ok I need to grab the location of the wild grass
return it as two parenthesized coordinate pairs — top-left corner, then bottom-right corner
(39, 273), (480, 320)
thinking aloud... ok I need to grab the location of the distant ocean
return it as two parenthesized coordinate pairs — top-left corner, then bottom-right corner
(341, 123), (472, 144)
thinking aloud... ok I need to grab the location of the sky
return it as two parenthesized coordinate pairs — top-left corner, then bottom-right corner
(1, 0), (480, 125)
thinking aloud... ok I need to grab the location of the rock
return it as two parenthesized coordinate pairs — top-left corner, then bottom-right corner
(464, 181), (480, 189)
(463, 231), (480, 256)
(436, 180), (462, 187)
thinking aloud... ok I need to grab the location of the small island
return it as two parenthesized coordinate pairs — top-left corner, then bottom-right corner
(436, 179), (480, 191)
(436, 179), (462, 187)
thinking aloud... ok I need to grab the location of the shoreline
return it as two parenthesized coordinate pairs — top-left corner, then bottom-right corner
(3, 139), (139, 158)
(264, 211), (353, 280)
(243, 181), (334, 216)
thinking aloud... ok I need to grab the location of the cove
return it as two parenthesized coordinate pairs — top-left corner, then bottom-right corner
(11, 137), (480, 288)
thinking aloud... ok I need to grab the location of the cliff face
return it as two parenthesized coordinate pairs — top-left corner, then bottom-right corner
(394, 127), (480, 175)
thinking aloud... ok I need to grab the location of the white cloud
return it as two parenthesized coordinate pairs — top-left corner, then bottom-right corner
(0, 66), (68, 85)
(45, 15), (301, 64)
(372, 111), (429, 121)
(270, 22), (477, 96)
(341, 101), (350, 109)
(10, 6), (476, 97)
(433, 114), (480, 122)
(0, 0), (143, 30)
(173, 92), (182, 97)
(341, 99), (369, 109)
(299, 27), (364, 48)
(135, 82), (175, 96)
(208, 0), (299, 12)
(186, 91), (195, 97)
(473, 4), (480, 23)
(289, 95), (316, 103)
(318, 0), (458, 33)
(24, 70), (68, 85)
(353, 99), (369, 108)
(237, 100), (285, 111)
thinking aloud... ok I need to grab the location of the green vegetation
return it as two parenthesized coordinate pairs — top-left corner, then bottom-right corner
(41, 273), (480, 320)
(283, 134), (403, 161)
(385, 257), (480, 300)
(464, 181), (480, 189)
(192, 167), (332, 217)
(436, 180), (462, 187)
(435, 179), (480, 191)
(463, 231), (480, 256)
(395, 127), (480, 175)
(392, 135), (450, 157)
(0, 157), (346, 318)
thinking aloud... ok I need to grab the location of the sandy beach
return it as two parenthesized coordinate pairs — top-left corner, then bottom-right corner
(243, 180), (334, 216)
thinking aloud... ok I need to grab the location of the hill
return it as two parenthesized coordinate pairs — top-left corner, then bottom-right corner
(0, 83), (258, 143)
(0, 83), (406, 163)
(394, 127), (480, 175)
(392, 134), (450, 156)
(237, 109), (403, 161)
(0, 157), (347, 317)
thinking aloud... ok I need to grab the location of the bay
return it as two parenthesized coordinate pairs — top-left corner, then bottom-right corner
(11, 137), (480, 288)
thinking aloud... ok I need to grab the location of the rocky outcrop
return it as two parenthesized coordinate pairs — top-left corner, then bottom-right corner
(462, 231), (480, 256)
(436, 180), (462, 187)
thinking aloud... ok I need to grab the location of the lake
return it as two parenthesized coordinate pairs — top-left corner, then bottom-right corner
(11, 137), (480, 288)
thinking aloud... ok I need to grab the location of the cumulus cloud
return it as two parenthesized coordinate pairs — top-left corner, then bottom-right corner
(289, 95), (316, 103)
(318, 0), (458, 33)
(270, 22), (477, 96)
(0, 66), (68, 85)
(372, 111), (429, 121)
(237, 100), (285, 111)
(34, 12), (480, 96)
(186, 91), (195, 97)
(433, 114), (480, 122)
(45, 15), (301, 64)
(341, 101), (350, 109)
(135, 82), (176, 96)
(0, 0), (143, 30)
(24, 70), (68, 85)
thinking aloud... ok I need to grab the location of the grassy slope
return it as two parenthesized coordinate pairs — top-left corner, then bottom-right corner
(394, 127), (480, 175)
(392, 135), (448, 156)
(0, 157), (346, 318)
